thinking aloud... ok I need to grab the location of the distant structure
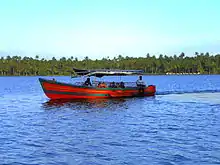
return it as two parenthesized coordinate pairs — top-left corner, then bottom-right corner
(166, 72), (201, 75)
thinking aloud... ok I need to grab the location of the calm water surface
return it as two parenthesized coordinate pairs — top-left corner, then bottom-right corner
(0, 75), (220, 165)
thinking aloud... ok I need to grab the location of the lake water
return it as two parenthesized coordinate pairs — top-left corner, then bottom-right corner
(0, 75), (220, 165)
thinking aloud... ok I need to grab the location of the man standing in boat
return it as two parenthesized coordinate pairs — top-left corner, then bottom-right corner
(136, 76), (146, 87)
(136, 76), (146, 95)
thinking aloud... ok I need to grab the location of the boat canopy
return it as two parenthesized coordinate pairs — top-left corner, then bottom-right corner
(73, 68), (144, 78)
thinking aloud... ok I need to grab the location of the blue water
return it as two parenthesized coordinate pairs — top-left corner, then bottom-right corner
(0, 75), (220, 165)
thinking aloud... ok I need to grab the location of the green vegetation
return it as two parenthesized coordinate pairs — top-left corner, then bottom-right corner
(0, 52), (220, 76)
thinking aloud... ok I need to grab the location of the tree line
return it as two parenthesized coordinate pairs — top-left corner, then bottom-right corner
(0, 52), (220, 76)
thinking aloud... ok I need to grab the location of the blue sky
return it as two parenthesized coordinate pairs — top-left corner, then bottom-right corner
(0, 0), (219, 59)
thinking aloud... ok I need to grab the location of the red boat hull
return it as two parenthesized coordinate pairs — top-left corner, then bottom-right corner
(39, 78), (156, 100)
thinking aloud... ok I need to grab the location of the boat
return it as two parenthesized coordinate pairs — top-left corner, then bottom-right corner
(39, 69), (156, 100)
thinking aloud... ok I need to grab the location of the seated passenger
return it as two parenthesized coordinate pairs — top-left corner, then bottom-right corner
(116, 82), (120, 88)
(136, 76), (146, 87)
(120, 81), (125, 88)
(84, 77), (92, 86)
(97, 82), (101, 87)
(98, 82), (107, 88)
(109, 82), (113, 88)
(102, 82), (107, 88)
(109, 81), (116, 88)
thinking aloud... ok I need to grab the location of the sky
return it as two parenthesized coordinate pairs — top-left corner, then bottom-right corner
(0, 0), (220, 59)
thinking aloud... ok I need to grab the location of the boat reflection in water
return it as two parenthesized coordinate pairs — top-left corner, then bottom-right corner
(42, 98), (128, 111)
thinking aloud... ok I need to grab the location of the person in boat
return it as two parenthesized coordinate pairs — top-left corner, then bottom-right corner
(136, 76), (146, 87)
(98, 82), (107, 88)
(112, 82), (116, 88)
(120, 81), (125, 88)
(109, 82), (115, 88)
(116, 82), (120, 88)
(109, 82), (113, 88)
(84, 77), (92, 86)
(102, 82), (107, 88)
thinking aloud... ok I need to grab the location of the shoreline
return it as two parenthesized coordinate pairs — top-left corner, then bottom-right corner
(1, 74), (220, 77)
